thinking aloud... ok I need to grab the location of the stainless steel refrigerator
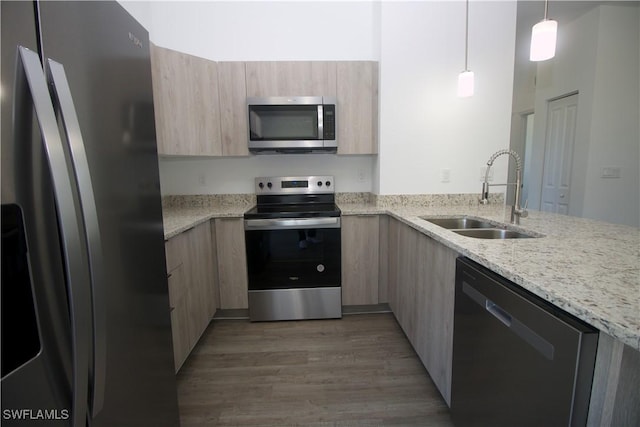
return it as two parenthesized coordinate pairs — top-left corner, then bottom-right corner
(1, 1), (180, 426)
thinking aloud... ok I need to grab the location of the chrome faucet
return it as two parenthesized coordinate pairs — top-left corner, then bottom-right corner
(480, 149), (528, 224)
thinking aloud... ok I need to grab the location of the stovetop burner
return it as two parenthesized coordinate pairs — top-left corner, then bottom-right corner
(244, 175), (340, 220)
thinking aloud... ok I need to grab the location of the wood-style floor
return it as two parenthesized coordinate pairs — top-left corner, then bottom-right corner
(176, 313), (454, 426)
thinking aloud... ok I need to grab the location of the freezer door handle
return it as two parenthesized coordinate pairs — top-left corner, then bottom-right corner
(46, 58), (106, 417)
(16, 46), (91, 427)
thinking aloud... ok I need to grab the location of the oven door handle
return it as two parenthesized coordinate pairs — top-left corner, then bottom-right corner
(244, 217), (341, 230)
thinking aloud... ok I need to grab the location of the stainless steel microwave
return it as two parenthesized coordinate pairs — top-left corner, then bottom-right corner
(247, 96), (337, 153)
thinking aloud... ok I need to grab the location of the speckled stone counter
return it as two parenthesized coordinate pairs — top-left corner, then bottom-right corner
(162, 194), (253, 239)
(340, 200), (640, 351)
(162, 194), (640, 351)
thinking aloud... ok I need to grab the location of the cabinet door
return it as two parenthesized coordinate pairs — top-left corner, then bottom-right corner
(215, 218), (248, 309)
(387, 218), (400, 313)
(164, 221), (217, 371)
(218, 62), (249, 156)
(396, 220), (418, 342)
(414, 233), (457, 406)
(186, 221), (215, 347)
(246, 61), (337, 97)
(341, 215), (379, 305)
(336, 61), (378, 155)
(150, 44), (222, 155)
(168, 266), (190, 372)
(165, 233), (191, 371)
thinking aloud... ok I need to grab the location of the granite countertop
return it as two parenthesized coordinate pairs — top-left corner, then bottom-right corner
(163, 205), (249, 239)
(162, 199), (640, 351)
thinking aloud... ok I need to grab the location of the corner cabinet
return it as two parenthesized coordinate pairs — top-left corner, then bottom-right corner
(387, 217), (457, 405)
(164, 221), (217, 371)
(150, 44), (222, 156)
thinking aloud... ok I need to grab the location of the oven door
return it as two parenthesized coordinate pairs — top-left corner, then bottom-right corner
(244, 217), (341, 290)
(244, 217), (342, 321)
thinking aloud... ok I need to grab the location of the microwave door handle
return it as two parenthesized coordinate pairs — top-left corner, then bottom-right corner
(317, 104), (324, 139)
(46, 58), (106, 418)
(16, 46), (91, 427)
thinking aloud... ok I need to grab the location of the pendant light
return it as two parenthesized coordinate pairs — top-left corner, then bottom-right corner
(457, 0), (474, 97)
(530, 0), (558, 61)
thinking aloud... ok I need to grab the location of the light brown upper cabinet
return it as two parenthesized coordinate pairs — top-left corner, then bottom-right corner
(245, 61), (337, 97)
(150, 44), (222, 156)
(336, 61), (379, 155)
(217, 62), (250, 156)
(151, 49), (379, 156)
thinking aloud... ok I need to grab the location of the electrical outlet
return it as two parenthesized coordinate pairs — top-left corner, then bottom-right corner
(357, 168), (366, 182)
(601, 166), (621, 179)
(197, 173), (206, 186)
(440, 168), (451, 183)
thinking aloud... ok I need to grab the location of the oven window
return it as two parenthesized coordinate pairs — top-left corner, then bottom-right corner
(249, 105), (319, 140)
(245, 227), (341, 290)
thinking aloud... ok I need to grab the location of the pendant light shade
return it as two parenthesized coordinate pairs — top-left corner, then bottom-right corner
(530, 0), (557, 61)
(530, 19), (557, 61)
(458, 70), (474, 98)
(458, 0), (474, 98)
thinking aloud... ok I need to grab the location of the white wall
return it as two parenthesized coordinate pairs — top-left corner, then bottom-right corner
(148, 1), (379, 62)
(159, 155), (374, 194)
(378, 1), (516, 194)
(122, 1), (517, 197)
(584, 4), (639, 226)
(524, 3), (639, 227)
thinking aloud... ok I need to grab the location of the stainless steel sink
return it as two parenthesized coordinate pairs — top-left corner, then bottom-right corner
(452, 228), (537, 239)
(420, 216), (540, 239)
(420, 217), (496, 229)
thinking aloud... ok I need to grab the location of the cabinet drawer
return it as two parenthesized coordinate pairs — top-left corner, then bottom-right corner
(165, 230), (189, 273)
(166, 264), (184, 308)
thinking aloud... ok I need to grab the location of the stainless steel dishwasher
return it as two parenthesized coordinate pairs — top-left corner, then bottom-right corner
(451, 257), (598, 426)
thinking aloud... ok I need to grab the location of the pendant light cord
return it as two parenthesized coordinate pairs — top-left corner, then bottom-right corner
(544, 0), (549, 20)
(464, 0), (469, 71)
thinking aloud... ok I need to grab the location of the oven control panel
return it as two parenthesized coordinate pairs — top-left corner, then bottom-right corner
(255, 176), (334, 195)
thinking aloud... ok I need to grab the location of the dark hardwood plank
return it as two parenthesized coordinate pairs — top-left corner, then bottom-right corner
(176, 313), (454, 426)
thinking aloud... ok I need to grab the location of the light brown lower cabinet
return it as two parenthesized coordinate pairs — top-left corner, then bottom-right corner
(164, 220), (217, 371)
(341, 215), (380, 305)
(215, 218), (248, 309)
(387, 217), (457, 406)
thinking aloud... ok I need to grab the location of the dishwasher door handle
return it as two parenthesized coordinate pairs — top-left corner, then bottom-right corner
(485, 300), (512, 327)
(462, 281), (555, 360)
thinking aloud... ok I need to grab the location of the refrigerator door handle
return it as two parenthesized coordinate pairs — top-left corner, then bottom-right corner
(46, 58), (106, 417)
(16, 46), (91, 427)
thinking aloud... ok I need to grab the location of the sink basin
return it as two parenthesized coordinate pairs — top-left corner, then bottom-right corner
(421, 216), (495, 229)
(420, 216), (540, 239)
(452, 228), (537, 239)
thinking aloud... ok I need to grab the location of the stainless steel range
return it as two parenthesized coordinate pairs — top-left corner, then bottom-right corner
(244, 176), (342, 321)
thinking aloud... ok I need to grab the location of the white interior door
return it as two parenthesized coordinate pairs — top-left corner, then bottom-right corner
(541, 93), (578, 214)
